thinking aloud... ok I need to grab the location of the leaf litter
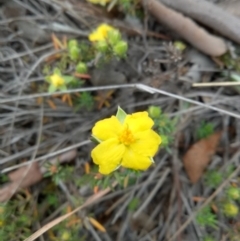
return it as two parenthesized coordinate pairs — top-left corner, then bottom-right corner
(0, 0), (240, 241)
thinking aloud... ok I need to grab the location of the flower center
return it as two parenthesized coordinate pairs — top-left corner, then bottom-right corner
(119, 127), (135, 146)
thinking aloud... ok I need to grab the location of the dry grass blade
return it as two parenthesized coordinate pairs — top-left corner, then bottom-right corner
(24, 183), (116, 241)
(168, 163), (240, 241)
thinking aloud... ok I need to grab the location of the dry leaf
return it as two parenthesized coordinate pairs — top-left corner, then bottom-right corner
(183, 132), (222, 183)
(0, 150), (77, 202)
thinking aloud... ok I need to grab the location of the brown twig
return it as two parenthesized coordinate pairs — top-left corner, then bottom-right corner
(142, 0), (227, 56)
(160, 0), (240, 44)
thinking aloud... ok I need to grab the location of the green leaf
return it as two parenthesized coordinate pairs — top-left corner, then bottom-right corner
(45, 76), (51, 83)
(59, 85), (67, 91)
(150, 157), (155, 163)
(48, 85), (56, 93)
(116, 106), (127, 124)
(128, 197), (139, 211)
(114, 172), (122, 186)
(53, 68), (61, 75)
(91, 135), (102, 144)
(63, 75), (75, 84)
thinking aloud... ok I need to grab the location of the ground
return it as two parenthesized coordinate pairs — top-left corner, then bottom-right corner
(0, 0), (240, 241)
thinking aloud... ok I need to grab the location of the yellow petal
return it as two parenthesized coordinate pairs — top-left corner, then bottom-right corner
(121, 148), (153, 171)
(131, 130), (161, 157)
(92, 116), (122, 141)
(89, 24), (114, 42)
(124, 112), (154, 133)
(91, 138), (125, 175)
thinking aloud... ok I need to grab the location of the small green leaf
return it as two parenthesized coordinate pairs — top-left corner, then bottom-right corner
(91, 135), (102, 144)
(62, 75), (75, 83)
(114, 172), (122, 186)
(128, 197), (139, 211)
(59, 85), (67, 91)
(150, 157), (155, 163)
(103, 175), (110, 188)
(48, 85), (56, 93)
(116, 106), (127, 124)
(53, 68), (61, 75)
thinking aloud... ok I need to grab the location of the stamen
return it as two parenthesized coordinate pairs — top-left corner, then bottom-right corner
(119, 127), (135, 145)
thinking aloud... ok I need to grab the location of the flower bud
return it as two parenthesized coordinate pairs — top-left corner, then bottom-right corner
(61, 231), (71, 240)
(223, 202), (239, 217)
(107, 29), (121, 46)
(160, 135), (169, 147)
(68, 39), (78, 49)
(148, 106), (161, 118)
(113, 40), (128, 57)
(76, 62), (88, 74)
(96, 40), (108, 53)
(174, 41), (186, 52)
(69, 46), (80, 61)
(226, 187), (240, 200)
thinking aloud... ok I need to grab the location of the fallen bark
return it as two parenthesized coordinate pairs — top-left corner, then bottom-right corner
(0, 149), (77, 202)
(142, 0), (227, 56)
(160, 0), (240, 44)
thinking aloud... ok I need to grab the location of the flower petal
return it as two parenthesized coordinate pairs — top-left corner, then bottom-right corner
(121, 148), (153, 171)
(91, 138), (125, 175)
(89, 24), (113, 41)
(92, 116), (122, 141)
(124, 112), (154, 133)
(131, 130), (161, 157)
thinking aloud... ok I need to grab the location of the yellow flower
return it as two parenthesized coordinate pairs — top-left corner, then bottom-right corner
(89, 24), (114, 42)
(91, 111), (161, 174)
(50, 74), (65, 88)
(87, 0), (111, 6)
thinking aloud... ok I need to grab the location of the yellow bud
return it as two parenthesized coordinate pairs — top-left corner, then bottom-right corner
(226, 187), (240, 200)
(223, 202), (239, 217)
(61, 231), (71, 240)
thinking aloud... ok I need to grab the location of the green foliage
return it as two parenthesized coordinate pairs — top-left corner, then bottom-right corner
(196, 206), (217, 228)
(221, 52), (240, 72)
(92, 27), (128, 63)
(118, 0), (139, 16)
(128, 197), (140, 211)
(44, 161), (74, 185)
(75, 165), (139, 191)
(76, 62), (88, 74)
(0, 174), (9, 184)
(74, 92), (94, 111)
(112, 40), (128, 58)
(0, 198), (35, 240)
(46, 194), (59, 208)
(116, 106), (127, 124)
(202, 235), (215, 241)
(196, 121), (214, 139)
(148, 105), (177, 148)
(204, 170), (223, 188)
(226, 186), (240, 201)
(223, 202), (239, 217)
